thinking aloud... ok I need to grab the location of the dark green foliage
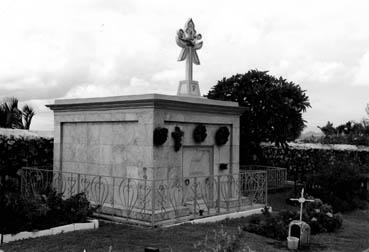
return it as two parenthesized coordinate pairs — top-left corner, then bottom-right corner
(63, 193), (93, 223)
(206, 70), (310, 163)
(22, 104), (36, 130)
(171, 126), (184, 152)
(0, 134), (53, 178)
(244, 212), (290, 240)
(215, 126), (230, 146)
(244, 200), (342, 240)
(316, 120), (369, 146)
(0, 184), (93, 234)
(305, 199), (343, 234)
(306, 163), (368, 212)
(0, 97), (35, 129)
(153, 127), (168, 146)
(253, 144), (369, 183)
(193, 124), (207, 143)
(252, 145), (369, 211)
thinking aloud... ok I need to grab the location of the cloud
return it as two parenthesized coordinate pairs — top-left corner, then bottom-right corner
(353, 50), (369, 86)
(1, 0), (369, 131)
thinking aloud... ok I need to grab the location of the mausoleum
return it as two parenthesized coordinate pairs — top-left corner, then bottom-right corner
(44, 19), (267, 225)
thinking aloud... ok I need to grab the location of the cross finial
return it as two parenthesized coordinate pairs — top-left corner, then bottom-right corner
(176, 18), (203, 97)
(290, 188), (315, 221)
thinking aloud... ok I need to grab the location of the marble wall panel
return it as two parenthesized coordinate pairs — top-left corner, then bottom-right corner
(59, 119), (154, 178)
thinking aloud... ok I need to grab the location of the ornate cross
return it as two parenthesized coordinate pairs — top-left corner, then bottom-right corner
(176, 18), (203, 96)
(290, 188), (314, 221)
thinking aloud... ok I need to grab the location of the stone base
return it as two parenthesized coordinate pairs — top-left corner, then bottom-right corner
(99, 204), (191, 223)
(177, 80), (201, 96)
(219, 197), (251, 209)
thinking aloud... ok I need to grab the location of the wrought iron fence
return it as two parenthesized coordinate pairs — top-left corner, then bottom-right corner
(240, 165), (287, 190)
(20, 167), (267, 226)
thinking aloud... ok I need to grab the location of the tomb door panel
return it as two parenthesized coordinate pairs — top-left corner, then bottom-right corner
(182, 146), (214, 205)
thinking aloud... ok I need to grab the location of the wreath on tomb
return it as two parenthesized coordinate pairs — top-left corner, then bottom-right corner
(215, 126), (230, 146)
(193, 124), (207, 143)
(171, 126), (184, 152)
(153, 127), (168, 146)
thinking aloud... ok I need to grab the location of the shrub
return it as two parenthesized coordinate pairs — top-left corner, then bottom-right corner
(304, 199), (343, 234)
(243, 200), (342, 240)
(306, 162), (368, 212)
(244, 212), (290, 241)
(317, 120), (369, 146)
(63, 193), (93, 223)
(0, 134), (53, 178)
(249, 144), (369, 212)
(0, 189), (93, 234)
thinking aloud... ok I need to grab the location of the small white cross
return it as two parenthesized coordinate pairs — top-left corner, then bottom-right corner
(290, 188), (314, 221)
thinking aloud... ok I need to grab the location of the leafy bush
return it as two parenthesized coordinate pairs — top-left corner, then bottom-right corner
(243, 200), (342, 240)
(305, 199), (343, 234)
(63, 193), (94, 223)
(244, 212), (290, 241)
(317, 120), (369, 146)
(0, 134), (53, 177)
(251, 144), (369, 183)
(0, 186), (93, 234)
(306, 162), (368, 212)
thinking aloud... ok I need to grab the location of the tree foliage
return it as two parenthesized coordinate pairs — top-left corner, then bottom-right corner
(206, 70), (310, 163)
(0, 97), (35, 130)
(318, 119), (369, 146)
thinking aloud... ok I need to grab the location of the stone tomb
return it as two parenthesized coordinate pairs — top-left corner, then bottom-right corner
(47, 94), (245, 221)
(48, 94), (243, 180)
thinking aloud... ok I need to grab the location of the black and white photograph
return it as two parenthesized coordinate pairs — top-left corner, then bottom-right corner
(1, 0), (369, 251)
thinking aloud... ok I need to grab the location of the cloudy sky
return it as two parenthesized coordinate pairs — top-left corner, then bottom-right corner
(1, 0), (369, 132)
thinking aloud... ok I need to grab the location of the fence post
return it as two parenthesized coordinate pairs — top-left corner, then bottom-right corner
(238, 174), (241, 211)
(112, 177), (115, 208)
(250, 171), (254, 207)
(98, 175), (102, 205)
(226, 175), (230, 212)
(58, 170), (63, 194)
(209, 176), (213, 214)
(70, 173), (73, 197)
(151, 179), (156, 227)
(193, 177), (197, 218)
(217, 175), (220, 214)
(127, 178), (130, 208)
(265, 171), (268, 206)
(77, 173), (80, 194)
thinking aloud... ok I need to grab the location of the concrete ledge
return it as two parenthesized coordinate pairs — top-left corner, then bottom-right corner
(190, 207), (264, 224)
(0, 219), (98, 244)
(51, 224), (74, 235)
(160, 206), (268, 228)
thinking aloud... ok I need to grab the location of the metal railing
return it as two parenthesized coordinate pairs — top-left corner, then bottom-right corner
(20, 167), (267, 226)
(240, 165), (287, 190)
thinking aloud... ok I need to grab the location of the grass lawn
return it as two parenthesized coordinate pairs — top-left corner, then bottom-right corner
(2, 191), (369, 252)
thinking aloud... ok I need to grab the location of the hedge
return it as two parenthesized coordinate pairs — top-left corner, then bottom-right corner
(0, 133), (53, 177)
(250, 142), (369, 212)
(251, 143), (369, 182)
